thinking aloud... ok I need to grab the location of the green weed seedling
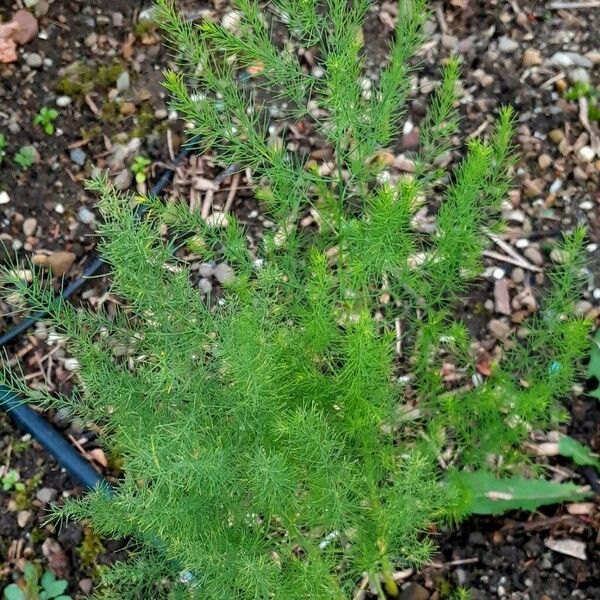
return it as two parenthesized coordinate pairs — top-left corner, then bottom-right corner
(130, 155), (152, 184)
(14, 147), (36, 170)
(1, 469), (25, 493)
(2, 563), (72, 600)
(0, 1), (593, 598)
(564, 82), (600, 122)
(33, 107), (59, 136)
(0, 133), (7, 165)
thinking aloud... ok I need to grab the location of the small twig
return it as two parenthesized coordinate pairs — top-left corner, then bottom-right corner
(579, 97), (600, 154)
(548, 1), (600, 9)
(167, 128), (175, 162)
(435, 4), (448, 34)
(482, 249), (542, 273)
(468, 119), (490, 139)
(46, 17), (70, 31)
(200, 188), (215, 218)
(501, 514), (580, 531)
(222, 171), (241, 214)
(394, 319), (402, 356)
(84, 94), (101, 116)
(541, 72), (566, 89)
(429, 557), (479, 569)
(2, 442), (12, 474)
(487, 231), (542, 272)
(15, 342), (35, 359)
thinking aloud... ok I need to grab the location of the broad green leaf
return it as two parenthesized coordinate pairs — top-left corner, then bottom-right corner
(559, 435), (600, 469)
(55, 597), (72, 600)
(453, 470), (590, 515)
(43, 580), (68, 597)
(586, 329), (600, 399)
(41, 571), (56, 589)
(3, 585), (26, 600)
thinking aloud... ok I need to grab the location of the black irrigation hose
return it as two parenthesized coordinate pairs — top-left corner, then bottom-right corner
(0, 137), (199, 491)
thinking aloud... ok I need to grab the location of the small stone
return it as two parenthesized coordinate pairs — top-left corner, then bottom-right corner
(116, 71), (130, 92)
(585, 50), (600, 65)
(488, 319), (511, 339)
(214, 262), (235, 285)
(25, 52), (43, 68)
(52, 407), (72, 427)
(538, 154), (552, 170)
(113, 168), (133, 190)
(154, 108), (168, 120)
(568, 67), (590, 85)
(205, 211), (229, 228)
(577, 146), (595, 163)
(84, 32), (98, 47)
(22, 217), (38, 237)
(555, 78), (568, 93)
(199, 262), (215, 278)
(573, 166), (588, 182)
(494, 279), (511, 316)
(120, 101), (136, 116)
(549, 129), (564, 144)
(56, 95), (71, 107)
(17, 510), (31, 528)
(36, 487), (58, 504)
(199, 278), (212, 295)
(77, 206), (94, 225)
(498, 36), (519, 53)
(399, 583), (430, 600)
(70, 148), (87, 166)
(550, 248), (568, 264)
(523, 178), (544, 197)
(549, 178), (563, 194)
(575, 301), (593, 317)
(0, 191), (10, 204)
(549, 51), (593, 69)
(441, 34), (458, 49)
(511, 268), (525, 284)
(79, 579), (93, 595)
(221, 10), (241, 32)
(522, 48), (542, 67)
(34, 251), (77, 277)
(112, 12), (124, 27)
(524, 246), (544, 266)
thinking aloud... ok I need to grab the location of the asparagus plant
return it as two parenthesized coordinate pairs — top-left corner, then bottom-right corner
(1, 1), (591, 598)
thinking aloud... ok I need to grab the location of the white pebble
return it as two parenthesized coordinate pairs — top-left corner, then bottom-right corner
(0, 191), (10, 204)
(579, 201), (593, 210)
(492, 267), (506, 280)
(549, 178), (563, 194)
(593, 289), (600, 300)
(586, 243), (598, 253)
(56, 95), (71, 107)
(515, 238), (529, 249)
(63, 358), (80, 371)
(205, 211), (229, 228)
(577, 146), (595, 163)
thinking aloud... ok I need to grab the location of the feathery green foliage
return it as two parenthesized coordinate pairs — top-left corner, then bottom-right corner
(1, 1), (591, 598)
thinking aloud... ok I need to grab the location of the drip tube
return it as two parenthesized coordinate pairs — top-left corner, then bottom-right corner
(0, 137), (200, 490)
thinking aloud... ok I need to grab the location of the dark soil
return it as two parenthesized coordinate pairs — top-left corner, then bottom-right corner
(1, 1), (600, 599)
